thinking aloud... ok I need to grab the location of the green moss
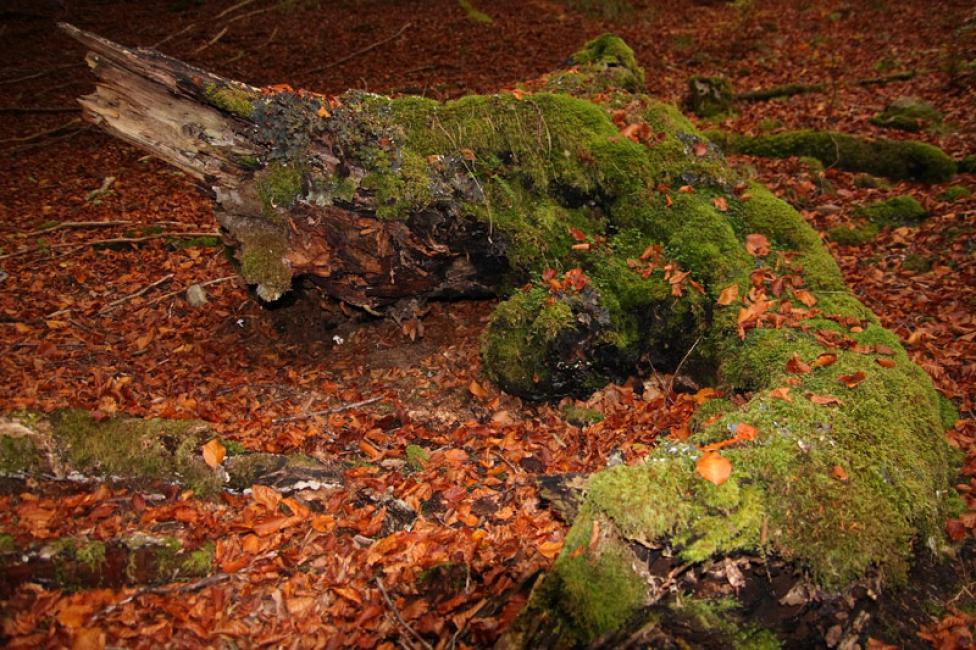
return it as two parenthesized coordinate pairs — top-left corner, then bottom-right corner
(180, 542), (214, 575)
(853, 173), (890, 189)
(687, 76), (734, 118)
(939, 185), (972, 202)
(237, 228), (292, 302)
(0, 533), (16, 554)
(870, 97), (942, 132)
(562, 405), (604, 426)
(537, 508), (646, 644)
(256, 162), (303, 214)
(856, 194), (927, 225)
(48, 410), (222, 496)
(203, 82), (259, 119)
(959, 155), (976, 174)
(76, 540), (106, 570)
(901, 253), (932, 273)
(829, 222), (880, 245)
(405, 444), (429, 471)
(0, 435), (39, 474)
(569, 34), (646, 92)
(708, 129), (956, 183)
(457, 0), (493, 23)
(670, 597), (782, 649)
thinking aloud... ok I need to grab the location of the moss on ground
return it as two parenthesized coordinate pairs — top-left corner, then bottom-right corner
(856, 194), (928, 225)
(687, 76), (734, 118)
(870, 97), (942, 132)
(939, 185), (972, 202)
(203, 82), (259, 119)
(707, 129), (956, 183)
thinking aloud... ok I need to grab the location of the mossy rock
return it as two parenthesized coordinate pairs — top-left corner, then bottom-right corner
(707, 129), (956, 183)
(856, 194), (928, 226)
(959, 155), (976, 174)
(870, 97), (942, 132)
(686, 76), (734, 118)
(828, 222), (879, 245)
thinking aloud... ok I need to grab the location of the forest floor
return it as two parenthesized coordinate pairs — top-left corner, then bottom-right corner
(0, 0), (974, 647)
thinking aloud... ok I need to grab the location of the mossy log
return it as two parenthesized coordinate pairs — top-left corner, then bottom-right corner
(60, 25), (961, 647)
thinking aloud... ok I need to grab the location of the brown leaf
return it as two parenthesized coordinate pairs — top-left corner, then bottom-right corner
(839, 371), (866, 388)
(693, 142), (708, 157)
(537, 538), (564, 559)
(712, 196), (728, 212)
(717, 284), (739, 306)
(786, 353), (811, 374)
(793, 289), (817, 307)
(876, 358), (896, 368)
(831, 465), (849, 483)
(769, 386), (792, 402)
(808, 393), (843, 406)
(735, 423), (757, 441)
(697, 452), (732, 486)
(468, 380), (489, 399)
(812, 353), (837, 369)
(251, 484), (282, 511)
(745, 233), (771, 256)
(202, 438), (226, 469)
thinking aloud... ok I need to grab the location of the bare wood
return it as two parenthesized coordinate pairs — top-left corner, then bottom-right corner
(99, 273), (175, 314)
(25, 220), (130, 235)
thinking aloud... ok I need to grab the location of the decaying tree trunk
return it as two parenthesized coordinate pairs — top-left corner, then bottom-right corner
(60, 24), (962, 648)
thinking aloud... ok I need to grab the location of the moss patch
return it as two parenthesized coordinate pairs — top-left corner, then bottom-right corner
(203, 82), (259, 119)
(687, 76), (734, 118)
(856, 194), (927, 226)
(708, 129), (956, 183)
(870, 97), (942, 132)
(939, 185), (972, 202)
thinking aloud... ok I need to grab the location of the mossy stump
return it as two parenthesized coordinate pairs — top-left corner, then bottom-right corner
(61, 25), (961, 648)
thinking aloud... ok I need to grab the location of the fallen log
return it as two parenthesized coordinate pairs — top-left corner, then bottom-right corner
(60, 25), (961, 647)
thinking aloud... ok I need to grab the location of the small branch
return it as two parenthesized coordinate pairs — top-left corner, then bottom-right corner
(192, 26), (229, 55)
(273, 396), (384, 424)
(305, 22), (412, 75)
(0, 118), (81, 145)
(152, 22), (197, 49)
(25, 220), (131, 236)
(215, 0), (258, 19)
(0, 232), (219, 260)
(143, 275), (238, 307)
(0, 106), (79, 113)
(376, 576), (434, 650)
(665, 334), (702, 400)
(0, 63), (82, 86)
(99, 273), (175, 314)
(222, 3), (284, 26)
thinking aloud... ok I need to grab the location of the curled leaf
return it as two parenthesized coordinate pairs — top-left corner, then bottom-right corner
(812, 353), (837, 369)
(786, 353), (811, 374)
(202, 438), (226, 469)
(745, 233), (771, 256)
(839, 371), (867, 388)
(717, 284), (739, 306)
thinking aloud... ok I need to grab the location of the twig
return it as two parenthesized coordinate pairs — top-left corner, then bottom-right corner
(152, 23), (197, 49)
(665, 334), (702, 401)
(26, 220), (131, 236)
(0, 106), (79, 113)
(99, 273), (175, 314)
(1, 125), (89, 156)
(215, 0), (258, 19)
(192, 26), (228, 55)
(0, 118), (81, 145)
(223, 3), (284, 26)
(273, 396), (383, 423)
(143, 275), (238, 307)
(0, 63), (82, 85)
(375, 576), (434, 650)
(0, 232), (218, 260)
(306, 22), (412, 74)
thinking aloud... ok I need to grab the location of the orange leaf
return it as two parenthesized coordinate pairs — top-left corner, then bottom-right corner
(793, 289), (817, 307)
(831, 465), (849, 483)
(312, 514), (336, 533)
(812, 353), (837, 369)
(469, 380), (489, 399)
(443, 448), (469, 464)
(510, 88), (526, 100)
(735, 423), (757, 442)
(251, 484), (281, 511)
(769, 386), (792, 402)
(696, 452), (732, 486)
(537, 539), (564, 559)
(808, 393), (843, 406)
(745, 233), (770, 256)
(72, 627), (106, 650)
(786, 353), (811, 374)
(460, 148), (476, 161)
(717, 284), (739, 306)
(839, 371), (866, 388)
(693, 142), (708, 157)
(333, 587), (363, 604)
(678, 185), (695, 193)
(876, 358), (896, 368)
(201, 438), (226, 469)
(712, 196), (728, 212)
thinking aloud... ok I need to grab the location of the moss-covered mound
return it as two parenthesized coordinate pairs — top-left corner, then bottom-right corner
(707, 129), (956, 183)
(686, 76), (734, 118)
(183, 33), (958, 646)
(870, 97), (942, 132)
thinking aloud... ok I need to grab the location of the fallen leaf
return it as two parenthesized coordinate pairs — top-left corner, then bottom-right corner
(712, 196), (728, 212)
(72, 627), (106, 650)
(786, 353), (811, 374)
(693, 142), (708, 157)
(696, 452), (732, 486)
(717, 284), (739, 306)
(735, 423), (757, 441)
(876, 358), (896, 368)
(769, 386), (792, 402)
(808, 393), (843, 406)
(812, 353), (837, 369)
(251, 484), (282, 511)
(794, 289), (817, 307)
(332, 587), (363, 604)
(537, 539), (564, 559)
(831, 465), (849, 482)
(469, 380), (489, 399)
(745, 233), (771, 256)
(839, 371), (866, 388)
(202, 438), (226, 469)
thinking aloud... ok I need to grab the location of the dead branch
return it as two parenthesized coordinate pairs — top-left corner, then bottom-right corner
(273, 396), (384, 424)
(305, 22), (412, 74)
(99, 273), (175, 314)
(0, 118), (82, 145)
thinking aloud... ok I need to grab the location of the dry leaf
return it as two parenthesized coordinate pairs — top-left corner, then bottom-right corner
(469, 380), (489, 399)
(876, 358), (896, 368)
(808, 393), (843, 406)
(251, 484), (282, 511)
(745, 233), (771, 256)
(812, 353), (837, 369)
(537, 539), (564, 559)
(839, 371), (866, 388)
(794, 289), (817, 307)
(712, 196), (728, 212)
(202, 438), (226, 469)
(696, 452), (732, 486)
(717, 284), (739, 306)
(769, 386), (792, 402)
(735, 423), (757, 441)
(786, 353), (811, 374)
(831, 465), (849, 483)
